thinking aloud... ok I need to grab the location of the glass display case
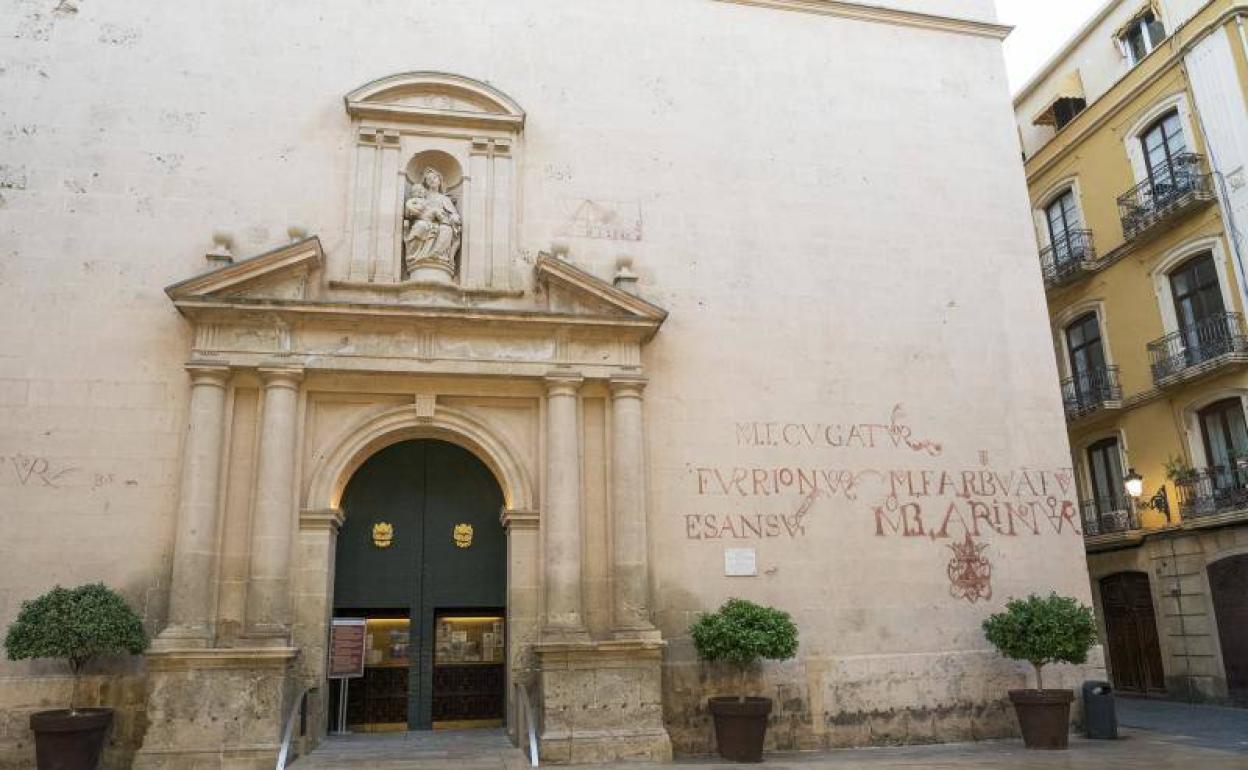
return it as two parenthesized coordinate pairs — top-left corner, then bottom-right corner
(432, 613), (505, 726)
(344, 616), (411, 731)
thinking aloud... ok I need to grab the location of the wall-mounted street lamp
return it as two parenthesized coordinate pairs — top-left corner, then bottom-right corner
(1124, 468), (1171, 521)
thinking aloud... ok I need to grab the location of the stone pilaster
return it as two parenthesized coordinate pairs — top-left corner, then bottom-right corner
(543, 374), (589, 642)
(244, 366), (304, 643)
(154, 364), (231, 649)
(293, 508), (345, 749)
(609, 377), (660, 640)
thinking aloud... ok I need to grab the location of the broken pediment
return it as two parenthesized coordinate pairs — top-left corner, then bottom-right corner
(165, 238), (666, 345)
(166, 237), (323, 302)
(344, 72), (525, 131)
(535, 255), (667, 328)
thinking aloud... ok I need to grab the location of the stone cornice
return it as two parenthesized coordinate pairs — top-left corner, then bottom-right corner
(146, 647), (299, 671)
(713, 0), (1011, 40)
(172, 296), (662, 336)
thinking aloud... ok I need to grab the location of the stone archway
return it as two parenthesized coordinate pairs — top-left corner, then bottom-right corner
(294, 404), (540, 743)
(304, 403), (536, 515)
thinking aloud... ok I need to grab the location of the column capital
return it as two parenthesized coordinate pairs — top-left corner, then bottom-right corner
(258, 366), (305, 389)
(544, 372), (584, 397)
(185, 363), (232, 387)
(299, 508), (345, 533)
(501, 508), (540, 531)
(609, 376), (648, 399)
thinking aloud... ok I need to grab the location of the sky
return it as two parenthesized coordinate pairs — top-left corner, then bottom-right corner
(997, 0), (1106, 92)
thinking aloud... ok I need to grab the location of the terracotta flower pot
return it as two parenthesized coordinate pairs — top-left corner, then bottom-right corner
(708, 696), (772, 763)
(29, 709), (113, 770)
(1008, 690), (1073, 750)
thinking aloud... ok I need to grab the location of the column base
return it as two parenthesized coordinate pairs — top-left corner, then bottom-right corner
(534, 639), (672, 764)
(150, 624), (214, 651)
(612, 625), (662, 642)
(239, 626), (294, 648)
(541, 626), (591, 644)
(133, 647), (298, 770)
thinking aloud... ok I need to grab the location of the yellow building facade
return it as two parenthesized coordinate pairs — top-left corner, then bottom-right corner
(1016, 0), (1248, 704)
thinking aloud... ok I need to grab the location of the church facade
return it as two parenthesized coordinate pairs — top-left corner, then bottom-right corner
(0, 1), (1101, 767)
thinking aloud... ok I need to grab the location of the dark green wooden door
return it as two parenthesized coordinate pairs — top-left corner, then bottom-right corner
(334, 439), (505, 729)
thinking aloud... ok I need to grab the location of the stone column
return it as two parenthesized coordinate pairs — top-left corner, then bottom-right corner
(155, 364), (231, 649)
(610, 377), (660, 639)
(244, 366), (304, 644)
(543, 374), (589, 642)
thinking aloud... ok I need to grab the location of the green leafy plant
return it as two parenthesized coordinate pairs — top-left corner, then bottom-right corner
(690, 598), (798, 700)
(982, 593), (1096, 690)
(1164, 455), (1196, 482)
(4, 584), (148, 713)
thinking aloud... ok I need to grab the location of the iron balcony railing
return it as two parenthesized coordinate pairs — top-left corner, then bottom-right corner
(1040, 230), (1096, 290)
(1081, 497), (1139, 536)
(1117, 153), (1214, 241)
(1147, 312), (1248, 385)
(1175, 466), (1248, 520)
(1060, 365), (1121, 421)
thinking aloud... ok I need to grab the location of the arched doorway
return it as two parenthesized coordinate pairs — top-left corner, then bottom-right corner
(332, 439), (507, 731)
(1100, 571), (1166, 695)
(1209, 555), (1248, 704)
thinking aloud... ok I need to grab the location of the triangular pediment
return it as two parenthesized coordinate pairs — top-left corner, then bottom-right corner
(166, 237), (323, 301)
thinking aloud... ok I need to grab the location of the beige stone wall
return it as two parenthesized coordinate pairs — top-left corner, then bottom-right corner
(1, 0), (1093, 764)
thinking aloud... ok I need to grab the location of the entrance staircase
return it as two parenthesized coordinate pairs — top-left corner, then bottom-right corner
(290, 729), (529, 770)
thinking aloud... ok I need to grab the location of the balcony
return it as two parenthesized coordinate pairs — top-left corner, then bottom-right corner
(1081, 497), (1139, 537)
(1175, 466), (1248, 522)
(1117, 153), (1214, 242)
(1061, 365), (1122, 422)
(1147, 312), (1248, 387)
(1040, 230), (1097, 291)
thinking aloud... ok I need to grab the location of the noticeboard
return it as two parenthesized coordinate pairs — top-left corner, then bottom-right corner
(328, 618), (367, 679)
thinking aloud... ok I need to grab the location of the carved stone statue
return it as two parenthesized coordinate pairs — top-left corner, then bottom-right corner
(403, 167), (462, 280)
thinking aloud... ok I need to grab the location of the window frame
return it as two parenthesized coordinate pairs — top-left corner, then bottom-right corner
(1120, 8), (1167, 66)
(1198, 397), (1248, 470)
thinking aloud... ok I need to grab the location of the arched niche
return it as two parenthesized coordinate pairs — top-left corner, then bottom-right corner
(341, 72), (525, 291)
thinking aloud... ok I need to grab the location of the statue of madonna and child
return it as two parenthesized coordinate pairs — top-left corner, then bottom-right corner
(403, 167), (462, 280)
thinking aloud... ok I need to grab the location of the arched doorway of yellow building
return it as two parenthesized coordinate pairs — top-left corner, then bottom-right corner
(1209, 555), (1248, 705)
(1100, 571), (1166, 696)
(331, 439), (507, 731)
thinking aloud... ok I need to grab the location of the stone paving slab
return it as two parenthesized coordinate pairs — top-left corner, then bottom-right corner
(1116, 696), (1248, 753)
(291, 726), (1246, 769)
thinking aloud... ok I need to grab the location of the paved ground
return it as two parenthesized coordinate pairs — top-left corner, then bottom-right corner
(1116, 695), (1248, 753)
(291, 697), (1248, 769)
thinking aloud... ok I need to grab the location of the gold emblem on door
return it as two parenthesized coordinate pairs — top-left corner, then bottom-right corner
(453, 523), (474, 549)
(372, 522), (394, 548)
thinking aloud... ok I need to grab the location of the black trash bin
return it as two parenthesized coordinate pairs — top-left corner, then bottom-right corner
(1082, 680), (1117, 739)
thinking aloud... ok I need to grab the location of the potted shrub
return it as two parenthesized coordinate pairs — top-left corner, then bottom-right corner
(4, 583), (148, 770)
(982, 592), (1096, 750)
(690, 598), (798, 762)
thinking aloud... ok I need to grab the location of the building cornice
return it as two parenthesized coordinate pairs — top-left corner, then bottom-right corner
(713, 0), (1011, 39)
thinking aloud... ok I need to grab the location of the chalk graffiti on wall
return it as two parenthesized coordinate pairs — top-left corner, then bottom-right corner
(682, 405), (1078, 602)
(4, 454), (78, 487)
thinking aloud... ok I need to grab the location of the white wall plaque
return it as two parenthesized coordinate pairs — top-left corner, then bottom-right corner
(724, 548), (757, 577)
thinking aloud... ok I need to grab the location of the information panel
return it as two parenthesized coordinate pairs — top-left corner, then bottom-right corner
(328, 618), (367, 679)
